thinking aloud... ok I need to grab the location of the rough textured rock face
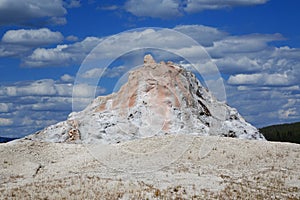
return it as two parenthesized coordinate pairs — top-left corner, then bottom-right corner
(29, 55), (265, 143)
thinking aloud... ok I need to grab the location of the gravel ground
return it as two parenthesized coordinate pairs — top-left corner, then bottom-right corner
(0, 135), (299, 199)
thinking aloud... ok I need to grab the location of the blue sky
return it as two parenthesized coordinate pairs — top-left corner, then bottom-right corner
(0, 0), (300, 138)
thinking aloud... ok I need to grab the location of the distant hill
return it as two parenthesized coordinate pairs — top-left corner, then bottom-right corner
(260, 122), (300, 144)
(0, 137), (18, 143)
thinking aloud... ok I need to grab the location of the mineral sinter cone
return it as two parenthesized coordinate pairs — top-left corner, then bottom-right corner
(29, 54), (265, 143)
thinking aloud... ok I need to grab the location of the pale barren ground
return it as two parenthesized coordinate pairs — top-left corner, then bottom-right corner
(0, 135), (299, 199)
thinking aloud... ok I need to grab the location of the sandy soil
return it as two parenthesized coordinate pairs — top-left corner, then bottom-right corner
(0, 135), (299, 199)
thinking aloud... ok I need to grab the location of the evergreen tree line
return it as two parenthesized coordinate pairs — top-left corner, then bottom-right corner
(260, 122), (300, 144)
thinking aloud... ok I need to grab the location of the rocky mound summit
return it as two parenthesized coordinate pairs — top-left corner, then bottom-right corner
(28, 55), (265, 143)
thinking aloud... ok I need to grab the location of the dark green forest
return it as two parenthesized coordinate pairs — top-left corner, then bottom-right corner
(260, 122), (300, 144)
(0, 137), (19, 143)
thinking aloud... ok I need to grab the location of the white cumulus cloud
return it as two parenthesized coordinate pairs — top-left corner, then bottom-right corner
(0, 28), (65, 58)
(66, 0), (81, 8)
(0, 118), (13, 126)
(0, 77), (106, 137)
(124, 0), (268, 19)
(279, 108), (297, 119)
(60, 74), (74, 83)
(174, 25), (227, 47)
(207, 33), (284, 58)
(228, 73), (292, 86)
(2, 28), (63, 46)
(125, 0), (182, 19)
(66, 35), (79, 42)
(0, 0), (67, 26)
(0, 103), (12, 112)
(81, 68), (105, 79)
(23, 37), (102, 67)
(184, 0), (268, 13)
